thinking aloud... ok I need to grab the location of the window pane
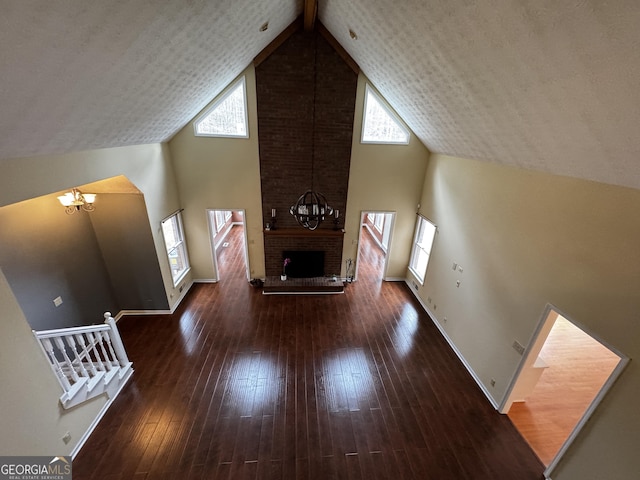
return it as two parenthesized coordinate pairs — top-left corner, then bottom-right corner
(409, 217), (436, 284)
(362, 86), (410, 144)
(162, 213), (189, 285)
(374, 213), (384, 232)
(194, 77), (248, 138)
(161, 217), (180, 249)
(413, 247), (430, 276)
(215, 211), (226, 232)
(417, 220), (436, 255)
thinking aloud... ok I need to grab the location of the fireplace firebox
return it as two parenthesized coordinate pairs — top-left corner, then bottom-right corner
(282, 250), (325, 278)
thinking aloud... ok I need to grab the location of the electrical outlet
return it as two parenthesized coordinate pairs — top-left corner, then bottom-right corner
(53, 296), (63, 307)
(512, 340), (525, 355)
(490, 378), (496, 387)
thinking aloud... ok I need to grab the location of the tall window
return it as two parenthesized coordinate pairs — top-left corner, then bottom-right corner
(212, 210), (232, 233)
(193, 76), (248, 138)
(409, 216), (437, 284)
(374, 213), (384, 232)
(161, 212), (190, 285)
(361, 84), (410, 144)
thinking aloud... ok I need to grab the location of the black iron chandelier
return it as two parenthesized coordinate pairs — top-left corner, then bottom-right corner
(290, 190), (333, 230)
(289, 33), (333, 231)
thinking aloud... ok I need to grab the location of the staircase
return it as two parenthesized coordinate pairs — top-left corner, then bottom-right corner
(34, 312), (133, 409)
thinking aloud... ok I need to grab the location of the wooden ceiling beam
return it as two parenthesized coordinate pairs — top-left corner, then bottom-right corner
(317, 23), (359, 75)
(253, 17), (303, 67)
(304, 0), (317, 32)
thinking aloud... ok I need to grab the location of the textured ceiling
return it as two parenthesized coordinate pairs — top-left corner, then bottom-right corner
(0, 0), (301, 159)
(2, 1), (640, 190)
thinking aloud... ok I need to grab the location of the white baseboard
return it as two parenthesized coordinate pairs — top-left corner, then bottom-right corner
(404, 279), (499, 410)
(114, 280), (195, 321)
(114, 309), (172, 320)
(383, 276), (405, 282)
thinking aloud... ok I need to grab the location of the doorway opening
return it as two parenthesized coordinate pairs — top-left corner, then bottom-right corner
(502, 306), (628, 469)
(207, 209), (249, 282)
(355, 211), (395, 282)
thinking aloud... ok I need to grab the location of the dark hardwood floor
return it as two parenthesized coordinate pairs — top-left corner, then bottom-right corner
(73, 226), (544, 479)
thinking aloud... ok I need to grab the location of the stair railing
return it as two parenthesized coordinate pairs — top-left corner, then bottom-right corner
(33, 312), (132, 408)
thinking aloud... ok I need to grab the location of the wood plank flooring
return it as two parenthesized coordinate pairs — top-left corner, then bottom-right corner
(72, 227), (544, 479)
(508, 316), (620, 465)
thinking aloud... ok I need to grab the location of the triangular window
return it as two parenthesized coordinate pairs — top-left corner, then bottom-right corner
(361, 84), (410, 144)
(194, 76), (248, 138)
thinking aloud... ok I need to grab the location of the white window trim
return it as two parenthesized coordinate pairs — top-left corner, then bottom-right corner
(361, 84), (410, 145)
(374, 213), (384, 233)
(193, 76), (249, 138)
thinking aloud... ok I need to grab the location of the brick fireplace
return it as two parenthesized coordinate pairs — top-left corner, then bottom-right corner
(255, 24), (358, 277)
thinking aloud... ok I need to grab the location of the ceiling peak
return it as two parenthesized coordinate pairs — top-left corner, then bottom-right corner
(304, 0), (317, 32)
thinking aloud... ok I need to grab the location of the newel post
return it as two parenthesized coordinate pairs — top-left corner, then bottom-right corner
(103, 312), (130, 366)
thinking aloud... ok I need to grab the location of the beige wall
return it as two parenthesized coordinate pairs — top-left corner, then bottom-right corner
(414, 153), (640, 480)
(344, 74), (430, 278)
(0, 143), (184, 456)
(168, 65), (264, 280)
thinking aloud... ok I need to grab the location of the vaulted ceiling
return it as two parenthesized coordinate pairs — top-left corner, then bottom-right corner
(2, 1), (639, 190)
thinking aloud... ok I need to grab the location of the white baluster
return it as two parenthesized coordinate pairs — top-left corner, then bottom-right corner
(101, 331), (119, 368)
(41, 337), (72, 391)
(75, 334), (97, 377)
(86, 332), (106, 372)
(95, 331), (113, 371)
(65, 334), (89, 379)
(53, 336), (80, 383)
(104, 312), (130, 366)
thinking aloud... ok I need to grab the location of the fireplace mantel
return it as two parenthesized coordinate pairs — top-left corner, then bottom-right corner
(264, 228), (344, 237)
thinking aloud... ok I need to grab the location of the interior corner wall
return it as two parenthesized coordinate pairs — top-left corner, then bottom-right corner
(0, 143), (185, 312)
(89, 193), (169, 311)
(415, 153), (640, 480)
(168, 65), (264, 281)
(343, 74), (430, 278)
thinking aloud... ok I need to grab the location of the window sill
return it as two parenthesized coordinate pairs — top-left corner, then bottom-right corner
(172, 268), (191, 288)
(408, 267), (425, 286)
